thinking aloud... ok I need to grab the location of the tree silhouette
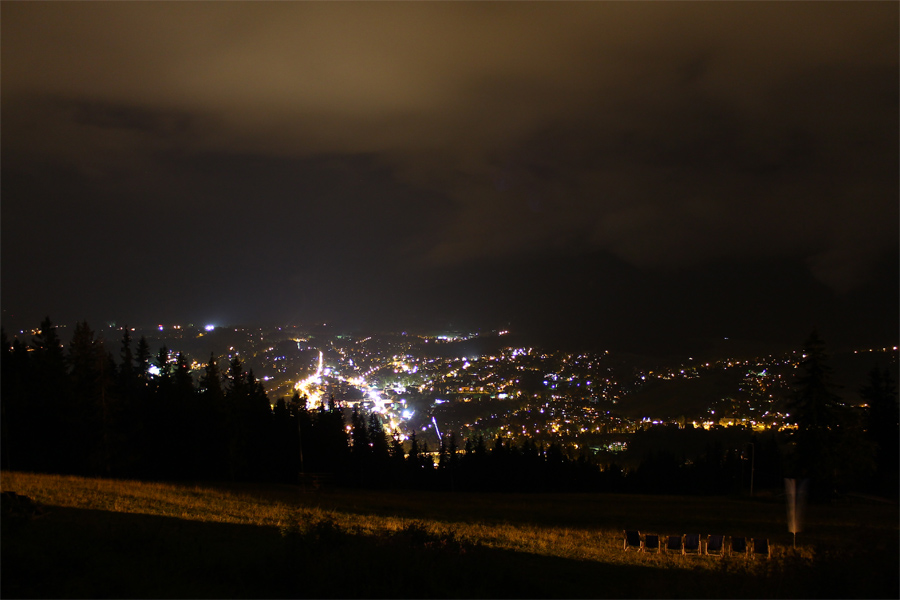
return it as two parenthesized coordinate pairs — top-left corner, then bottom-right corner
(68, 321), (117, 476)
(222, 359), (274, 480)
(292, 392), (311, 477)
(118, 328), (135, 387)
(196, 354), (227, 479)
(321, 396), (349, 476)
(224, 357), (249, 479)
(407, 432), (423, 485)
(0, 327), (45, 472)
(786, 331), (866, 498)
(169, 352), (196, 479)
(367, 412), (391, 486)
(861, 366), (899, 496)
(389, 431), (406, 486)
(30, 317), (71, 472)
(349, 404), (371, 485)
(271, 396), (300, 482)
(135, 336), (151, 382)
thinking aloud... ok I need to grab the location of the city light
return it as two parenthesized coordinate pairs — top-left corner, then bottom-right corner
(112, 324), (868, 459)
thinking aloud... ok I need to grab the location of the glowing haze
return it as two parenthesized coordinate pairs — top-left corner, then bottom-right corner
(2, 2), (897, 352)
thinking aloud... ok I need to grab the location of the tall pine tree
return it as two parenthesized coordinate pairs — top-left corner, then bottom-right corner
(861, 366), (899, 496)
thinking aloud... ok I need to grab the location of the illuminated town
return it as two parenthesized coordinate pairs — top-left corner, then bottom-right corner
(69, 322), (896, 466)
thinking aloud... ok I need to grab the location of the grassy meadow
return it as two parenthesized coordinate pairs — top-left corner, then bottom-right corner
(2, 471), (897, 598)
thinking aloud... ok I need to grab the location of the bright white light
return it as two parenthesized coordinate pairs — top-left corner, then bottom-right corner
(148, 365), (161, 376)
(402, 409), (413, 419)
(294, 350), (325, 408)
(205, 324), (215, 332)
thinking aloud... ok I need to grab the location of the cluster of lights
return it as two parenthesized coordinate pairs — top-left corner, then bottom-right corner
(133, 326), (883, 459)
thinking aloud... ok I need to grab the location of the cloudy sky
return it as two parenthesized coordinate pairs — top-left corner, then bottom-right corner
(2, 2), (897, 352)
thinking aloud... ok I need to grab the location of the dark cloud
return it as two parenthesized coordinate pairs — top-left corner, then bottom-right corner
(2, 2), (896, 348)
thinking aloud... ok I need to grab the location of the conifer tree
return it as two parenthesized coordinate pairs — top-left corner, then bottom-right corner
(153, 346), (172, 392)
(368, 412), (391, 469)
(245, 368), (274, 480)
(389, 431), (406, 485)
(30, 317), (71, 471)
(199, 354), (224, 399)
(323, 396), (349, 475)
(198, 353), (228, 478)
(68, 321), (117, 476)
(33, 317), (66, 369)
(272, 396), (299, 482)
(407, 431), (422, 485)
(861, 366), (899, 495)
(1, 327), (37, 471)
(786, 331), (863, 498)
(292, 392), (311, 476)
(224, 357), (248, 479)
(169, 352), (196, 478)
(113, 328), (143, 474)
(135, 336), (151, 382)
(438, 436), (449, 473)
(419, 439), (434, 487)
(349, 405), (372, 485)
(350, 405), (371, 460)
(119, 328), (135, 387)
(447, 432), (460, 491)
(173, 352), (193, 397)
(789, 332), (843, 433)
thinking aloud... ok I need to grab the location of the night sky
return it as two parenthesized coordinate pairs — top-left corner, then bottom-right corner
(2, 2), (897, 353)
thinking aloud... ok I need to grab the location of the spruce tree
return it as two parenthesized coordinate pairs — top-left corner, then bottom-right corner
(272, 397), (298, 482)
(135, 336), (151, 382)
(861, 366), (899, 495)
(407, 432), (422, 485)
(199, 354), (224, 398)
(169, 352), (196, 479)
(198, 354), (228, 479)
(119, 328), (134, 387)
(350, 405), (371, 463)
(292, 392), (311, 477)
(173, 352), (193, 397)
(153, 346), (172, 392)
(1, 327), (37, 471)
(68, 321), (116, 476)
(30, 318), (71, 471)
(447, 432), (460, 491)
(786, 331), (857, 498)
(368, 412), (391, 469)
(389, 431), (406, 485)
(224, 357), (248, 479)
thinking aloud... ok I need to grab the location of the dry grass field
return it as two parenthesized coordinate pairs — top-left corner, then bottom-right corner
(2, 471), (897, 598)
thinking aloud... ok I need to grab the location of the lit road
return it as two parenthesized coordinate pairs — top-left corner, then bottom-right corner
(291, 347), (413, 439)
(293, 350), (325, 407)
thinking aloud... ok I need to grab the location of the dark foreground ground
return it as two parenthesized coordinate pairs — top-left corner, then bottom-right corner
(3, 497), (898, 599)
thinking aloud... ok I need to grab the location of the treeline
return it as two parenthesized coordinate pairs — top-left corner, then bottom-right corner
(1, 318), (313, 482)
(2, 321), (897, 498)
